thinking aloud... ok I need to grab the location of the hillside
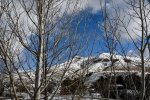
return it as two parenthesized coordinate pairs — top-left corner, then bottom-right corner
(50, 53), (150, 78)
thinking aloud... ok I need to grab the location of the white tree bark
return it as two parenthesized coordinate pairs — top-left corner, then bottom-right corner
(34, 0), (44, 99)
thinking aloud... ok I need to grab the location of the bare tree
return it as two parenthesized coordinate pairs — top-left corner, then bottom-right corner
(105, 0), (150, 99)
(0, 0), (19, 99)
(0, 0), (87, 100)
(98, 0), (150, 99)
(99, 0), (122, 98)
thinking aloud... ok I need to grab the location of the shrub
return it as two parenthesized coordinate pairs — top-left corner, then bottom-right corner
(47, 81), (56, 93)
(92, 75), (126, 99)
(60, 78), (72, 95)
(92, 76), (110, 98)
(124, 74), (141, 91)
(16, 85), (27, 92)
(60, 77), (86, 95)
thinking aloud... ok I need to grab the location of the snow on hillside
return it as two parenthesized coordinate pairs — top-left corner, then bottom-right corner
(51, 53), (150, 78)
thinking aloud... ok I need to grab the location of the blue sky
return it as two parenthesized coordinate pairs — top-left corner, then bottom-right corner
(71, 9), (104, 57)
(69, 8), (141, 58)
(21, 9), (105, 68)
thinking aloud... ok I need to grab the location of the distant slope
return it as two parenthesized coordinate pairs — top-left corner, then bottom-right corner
(50, 53), (150, 78)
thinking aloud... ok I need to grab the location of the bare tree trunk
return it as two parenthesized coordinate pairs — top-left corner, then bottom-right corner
(34, 0), (44, 99)
(139, 0), (146, 99)
(44, 69), (48, 100)
(10, 73), (19, 100)
(141, 53), (146, 100)
(34, 44), (43, 100)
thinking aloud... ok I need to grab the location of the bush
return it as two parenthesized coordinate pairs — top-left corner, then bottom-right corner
(60, 77), (86, 95)
(92, 75), (127, 99)
(92, 76), (110, 98)
(71, 78), (86, 96)
(47, 81), (56, 93)
(60, 78), (72, 95)
(116, 75), (125, 86)
(16, 84), (27, 93)
(124, 74), (141, 91)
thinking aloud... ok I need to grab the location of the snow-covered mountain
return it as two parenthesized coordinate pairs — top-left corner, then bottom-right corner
(50, 53), (150, 78)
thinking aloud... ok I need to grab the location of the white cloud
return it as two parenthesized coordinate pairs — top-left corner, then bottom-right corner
(1, 0), (97, 54)
(106, 0), (150, 40)
(144, 46), (150, 58)
(127, 46), (150, 58)
(86, 0), (103, 13)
